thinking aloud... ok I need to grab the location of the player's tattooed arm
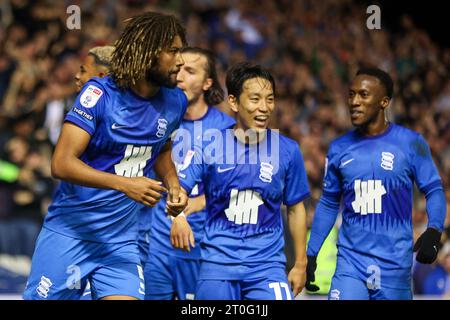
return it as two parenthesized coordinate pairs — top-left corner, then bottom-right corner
(287, 201), (308, 297)
(52, 123), (167, 207)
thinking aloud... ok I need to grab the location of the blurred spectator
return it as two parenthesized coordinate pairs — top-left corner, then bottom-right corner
(423, 241), (450, 298)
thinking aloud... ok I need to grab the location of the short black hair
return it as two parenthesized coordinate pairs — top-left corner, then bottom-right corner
(356, 67), (393, 99)
(226, 62), (275, 100)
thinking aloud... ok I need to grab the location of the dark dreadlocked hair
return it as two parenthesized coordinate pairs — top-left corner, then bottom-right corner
(111, 12), (187, 89)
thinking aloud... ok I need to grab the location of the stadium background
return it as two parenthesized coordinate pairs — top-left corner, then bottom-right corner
(0, 0), (448, 299)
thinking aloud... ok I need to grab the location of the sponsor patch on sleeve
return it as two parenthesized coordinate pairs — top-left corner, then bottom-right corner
(79, 85), (103, 108)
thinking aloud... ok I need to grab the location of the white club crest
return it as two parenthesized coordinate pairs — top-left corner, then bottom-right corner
(156, 118), (168, 138)
(259, 162), (274, 183)
(380, 152), (394, 171)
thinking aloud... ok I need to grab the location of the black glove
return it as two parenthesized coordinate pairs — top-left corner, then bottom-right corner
(305, 255), (320, 292)
(413, 227), (442, 264)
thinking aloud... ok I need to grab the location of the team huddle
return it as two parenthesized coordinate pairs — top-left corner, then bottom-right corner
(23, 12), (446, 300)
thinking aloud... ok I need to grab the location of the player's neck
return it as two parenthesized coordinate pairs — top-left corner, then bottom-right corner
(184, 98), (208, 120)
(233, 123), (267, 145)
(131, 79), (160, 99)
(360, 118), (390, 137)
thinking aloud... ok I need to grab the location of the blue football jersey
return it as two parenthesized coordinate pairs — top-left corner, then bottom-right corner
(322, 123), (443, 289)
(44, 76), (188, 243)
(179, 129), (310, 280)
(139, 107), (236, 259)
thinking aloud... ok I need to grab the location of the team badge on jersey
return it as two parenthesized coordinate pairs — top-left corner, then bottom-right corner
(156, 118), (168, 138)
(79, 85), (103, 108)
(259, 162), (274, 183)
(380, 152), (394, 171)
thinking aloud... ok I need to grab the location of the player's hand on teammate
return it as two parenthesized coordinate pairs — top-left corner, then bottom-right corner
(170, 214), (195, 252)
(288, 261), (307, 297)
(166, 186), (188, 217)
(184, 195), (206, 215)
(414, 227), (442, 264)
(120, 177), (167, 207)
(305, 255), (320, 292)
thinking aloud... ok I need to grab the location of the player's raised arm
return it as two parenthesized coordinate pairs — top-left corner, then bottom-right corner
(287, 201), (308, 296)
(52, 122), (167, 207)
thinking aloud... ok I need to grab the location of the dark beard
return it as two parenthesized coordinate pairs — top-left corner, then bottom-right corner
(145, 66), (177, 88)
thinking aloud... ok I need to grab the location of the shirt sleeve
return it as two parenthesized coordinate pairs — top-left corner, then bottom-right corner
(283, 142), (310, 206)
(64, 81), (106, 136)
(411, 134), (443, 194)
(307, 192), (340, 256)
(425, 188), (446, 231)
(306, 144), (342, 256)
(410, 134), (445, 231)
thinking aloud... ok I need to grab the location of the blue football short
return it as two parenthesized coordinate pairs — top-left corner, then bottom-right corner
(328, 252), (412, 300)
(195, 267), (293, 300)
(144, 250), (200, 300)
(23, 227), (145, 300)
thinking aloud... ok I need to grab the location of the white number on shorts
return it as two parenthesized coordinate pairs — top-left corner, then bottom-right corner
(269, 282), (292, 300)
(137, 265), (145, 295)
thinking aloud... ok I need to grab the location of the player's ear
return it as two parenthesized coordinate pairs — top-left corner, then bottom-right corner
(228, 95), (239, 113)
(202, 78), (213, 92)
(380, 96), (390, 110)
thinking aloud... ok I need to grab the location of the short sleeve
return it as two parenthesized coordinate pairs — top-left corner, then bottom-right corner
(64, 81), (106, 136)
(283, 143), (310, 206)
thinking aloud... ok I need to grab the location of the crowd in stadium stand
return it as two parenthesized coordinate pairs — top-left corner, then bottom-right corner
(0, 0), (449, 297)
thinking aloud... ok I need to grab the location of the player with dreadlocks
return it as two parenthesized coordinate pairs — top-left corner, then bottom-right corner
(24, 12), (189, 300)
